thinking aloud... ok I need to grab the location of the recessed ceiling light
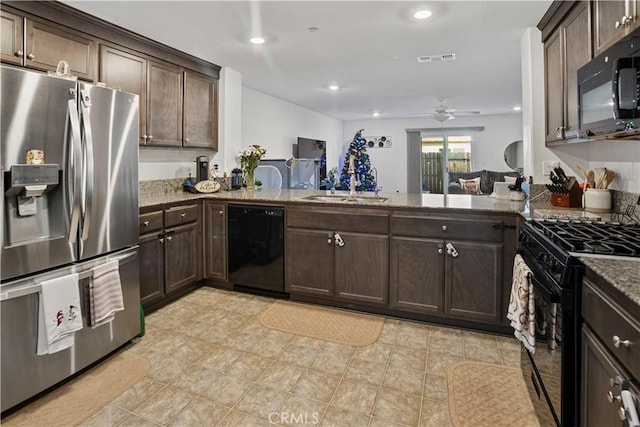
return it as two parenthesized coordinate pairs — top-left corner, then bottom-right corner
(329, 85), (340, 91)
(250, 37), (265, 45)
(513, 106), (522, 111)
(372, 112), (380, 117)
(413, 10), (432, 19)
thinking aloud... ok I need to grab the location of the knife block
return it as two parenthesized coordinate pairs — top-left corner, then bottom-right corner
(550, 183), (582, 208)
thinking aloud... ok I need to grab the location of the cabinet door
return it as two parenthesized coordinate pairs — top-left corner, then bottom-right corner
(1, 10), (23, 66)
(285, 228), (334, 296)
(335, 233), (388, 305)
(544, 27), (564, 144)
(581, 326), (635, 427)
(444, 240), (502, 323)
(99, 46), (147, 144)
(390, 237), (444, 314)
(184, 71), (218, 149)
(164, 222), (198, 294)
(594, 0), (628, 55)
(204, 202), (226, 280)
(147, 60), (183, 147)
(25, 19), (96, 81)
(139, 232), (164, 308)
(564, 2), (591, 135)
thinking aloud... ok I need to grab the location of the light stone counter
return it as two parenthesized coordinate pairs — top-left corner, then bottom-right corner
(580, 257), (640, 309)
(139, 188), (527, 214)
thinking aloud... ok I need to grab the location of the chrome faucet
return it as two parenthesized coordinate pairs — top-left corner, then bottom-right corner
(370, 167), (381, 198)
(348, 155), (358, 200)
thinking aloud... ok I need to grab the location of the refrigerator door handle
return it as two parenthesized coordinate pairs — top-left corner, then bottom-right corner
(67, 98), (82, 243)
(79, 90), (94, 241)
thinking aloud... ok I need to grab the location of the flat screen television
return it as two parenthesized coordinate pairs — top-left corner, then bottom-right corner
(297, 137), (327, 189)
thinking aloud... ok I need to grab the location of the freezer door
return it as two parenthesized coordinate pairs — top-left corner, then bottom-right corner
(0, 248), (140, 412)
(1, 66), (78, 281)
(77, 83), (139, 260)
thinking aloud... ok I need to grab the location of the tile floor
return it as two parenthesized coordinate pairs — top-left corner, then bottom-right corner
(78, 287), (522, 427)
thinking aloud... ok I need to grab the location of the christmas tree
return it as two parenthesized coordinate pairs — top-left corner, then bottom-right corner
(339, 129), (377, 191)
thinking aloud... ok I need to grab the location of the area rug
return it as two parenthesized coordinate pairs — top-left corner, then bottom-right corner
(447, 361), (540, 427)
(2, 351), (150, 427)
(260, 300), (384, 346)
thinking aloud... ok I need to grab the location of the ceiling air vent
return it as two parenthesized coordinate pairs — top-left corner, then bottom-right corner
(417, 53), (456, 63)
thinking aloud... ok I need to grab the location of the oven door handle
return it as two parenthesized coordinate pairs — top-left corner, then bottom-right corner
(527, 272), (562, 304)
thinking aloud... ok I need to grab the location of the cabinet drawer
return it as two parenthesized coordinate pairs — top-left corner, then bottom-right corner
(164, 204), (199, 228)
(139, 211), (163, 234)
(287, 208), (388, 234)
(583, 279), (640, 381)
(391, 215), (503, 242)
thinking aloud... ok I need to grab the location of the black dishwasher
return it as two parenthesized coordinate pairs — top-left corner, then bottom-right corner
(227, 205), (285, 294)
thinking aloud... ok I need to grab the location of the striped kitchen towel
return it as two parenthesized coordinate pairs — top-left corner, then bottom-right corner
(89, 260), (124, 328)
(507, 254), (536, 353)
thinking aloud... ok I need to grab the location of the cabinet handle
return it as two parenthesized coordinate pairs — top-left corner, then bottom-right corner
(612, 335), (632, 348)
(442, 225), (447, 232)
(438, 248), (443, 254)
(446, 242), (459, 257)
(334, 232), (345, 247)
(619, 406), (627, 421)
(181, 213), (186, 218)
(327, 233), (332, 244)
(184, 138), (190, 143)
(143, 220), (150, 226)
(218, 210), (223, 216)
(608, 391), (621, 403)
(166, 235), (173, 241)
(14, 50), (23, 57)
(26, 53), (35, 60)
(159, 237), (164, 243)
(148, 135), (153, 140)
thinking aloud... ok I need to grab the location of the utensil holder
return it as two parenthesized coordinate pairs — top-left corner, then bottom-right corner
(584, 188), (611, 212)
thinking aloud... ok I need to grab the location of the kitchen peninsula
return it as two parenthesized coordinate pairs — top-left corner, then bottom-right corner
(139, 188), (524, 335)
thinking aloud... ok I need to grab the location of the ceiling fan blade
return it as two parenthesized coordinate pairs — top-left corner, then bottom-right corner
(448, 110), (480, 115)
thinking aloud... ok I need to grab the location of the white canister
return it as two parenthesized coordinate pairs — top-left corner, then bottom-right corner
(584, 188), (611, 212)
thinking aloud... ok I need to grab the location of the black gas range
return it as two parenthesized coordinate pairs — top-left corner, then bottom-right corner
(518, 219), (640, 427)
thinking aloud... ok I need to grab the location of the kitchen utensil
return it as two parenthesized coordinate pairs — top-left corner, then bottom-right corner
(597, 169), (617, 189)
(554, 167), (569, 185)
(586, 170), (595, 188)
(576, 164), (587, 181)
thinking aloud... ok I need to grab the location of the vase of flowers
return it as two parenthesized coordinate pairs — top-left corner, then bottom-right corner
(238, 144), (266, 189)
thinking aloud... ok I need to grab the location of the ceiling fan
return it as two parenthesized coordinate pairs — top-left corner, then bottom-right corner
(413, 97), (480, 122)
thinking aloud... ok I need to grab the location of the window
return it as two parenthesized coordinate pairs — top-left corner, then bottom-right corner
(421, 135), (472, 194)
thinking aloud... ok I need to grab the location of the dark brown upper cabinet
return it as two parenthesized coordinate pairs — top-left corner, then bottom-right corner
(1, 11), (97, 81)
(184, 70), (218, 150)
(541, 1), (591, 145)
(1, 10), (23, 66)
(148, 61), (183, 147)
(593, 0), (639, 55)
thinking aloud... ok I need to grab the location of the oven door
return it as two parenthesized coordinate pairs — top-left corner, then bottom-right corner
(519, 255), (567, 427)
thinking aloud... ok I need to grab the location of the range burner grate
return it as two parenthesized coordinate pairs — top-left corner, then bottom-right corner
(531, 220), (640, 257)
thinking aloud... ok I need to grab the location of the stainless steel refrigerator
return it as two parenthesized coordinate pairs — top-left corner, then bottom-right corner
(0, 65), (140, 412)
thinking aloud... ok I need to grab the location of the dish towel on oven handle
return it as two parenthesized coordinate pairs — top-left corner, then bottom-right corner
(37, 273), (83, 355)
(89, 260), (124, 328)
(507, 254), (536, 353)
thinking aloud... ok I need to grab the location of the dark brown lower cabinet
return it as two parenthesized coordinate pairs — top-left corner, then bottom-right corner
(335, 232), (388, 305)
(164, 222), (198, 294)
(138, 202), (201, 311)
(389, 237), (444, 314)
(204, 201), (227, 281)
(445, 240), (502, 323)
(286, 228), (335, 296)
(581, 326), (638, 427)
(138, 230), (164, 307)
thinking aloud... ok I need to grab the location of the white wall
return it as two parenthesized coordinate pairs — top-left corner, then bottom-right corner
(343, 114), (524, 193)
(241, 87), (343, 166)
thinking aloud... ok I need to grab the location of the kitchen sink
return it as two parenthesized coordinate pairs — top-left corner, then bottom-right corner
(301, 194), (388, 203)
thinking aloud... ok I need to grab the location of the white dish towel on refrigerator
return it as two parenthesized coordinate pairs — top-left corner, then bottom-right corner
(37, 273), (83, 355)
(89, 260), (124, 328)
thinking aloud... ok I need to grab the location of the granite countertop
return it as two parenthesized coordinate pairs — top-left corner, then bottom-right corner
(580, 257), (640, 309)
(139, 188), (527, 213)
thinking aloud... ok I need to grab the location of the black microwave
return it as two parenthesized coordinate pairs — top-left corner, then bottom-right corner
(577, 28), (640, 136)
